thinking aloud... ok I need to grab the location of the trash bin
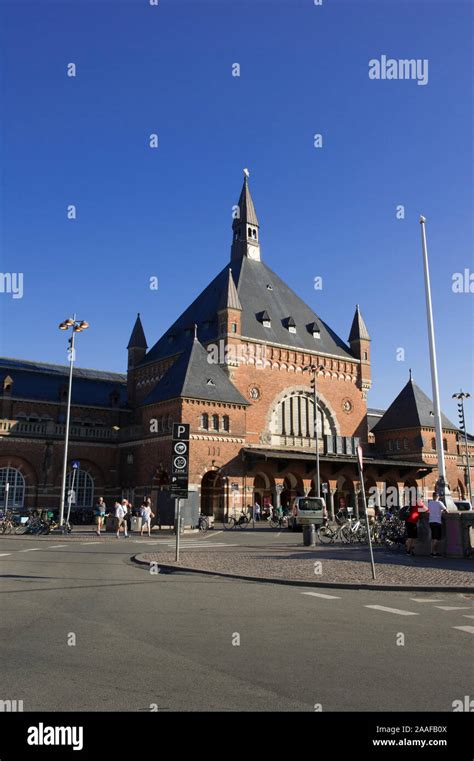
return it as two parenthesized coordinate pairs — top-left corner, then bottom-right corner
(443, 513), (463, 557)
(105, 514), (116, 533)
(460, 512), (474, 557)
(131, 516), (142, 533)
(303, 523), (316, 547)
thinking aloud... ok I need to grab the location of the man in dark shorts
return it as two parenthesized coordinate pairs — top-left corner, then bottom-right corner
(427, 492), (446, 557)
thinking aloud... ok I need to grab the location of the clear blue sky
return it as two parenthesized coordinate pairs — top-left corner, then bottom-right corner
(0, 0), (473, 428)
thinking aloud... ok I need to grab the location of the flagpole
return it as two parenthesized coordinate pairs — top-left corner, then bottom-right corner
(419, 216), (450, 506)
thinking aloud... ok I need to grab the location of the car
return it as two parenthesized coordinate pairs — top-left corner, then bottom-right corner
(453, 500), (472, 512)
(288, 496), (327, 531)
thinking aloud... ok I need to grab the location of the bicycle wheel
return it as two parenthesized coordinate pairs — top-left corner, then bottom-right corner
(317, 525), (334, 544)
(199, 517), (209, 533)
(15, 525), (28, 535)
(339, 525), (352, 544)
(269, 518), (279, 528)
(238, 516), (249, 529)
(223, 516), (235, 530)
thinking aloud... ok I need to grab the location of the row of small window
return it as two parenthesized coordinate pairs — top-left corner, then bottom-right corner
(200, 413), (230, 432)
(387, 437), (448, 452)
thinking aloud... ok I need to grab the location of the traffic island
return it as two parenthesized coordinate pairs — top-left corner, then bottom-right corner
(132, 545), (474, 592)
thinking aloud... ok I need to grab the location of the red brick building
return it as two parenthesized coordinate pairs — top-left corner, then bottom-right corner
(0, 175), (472, 517)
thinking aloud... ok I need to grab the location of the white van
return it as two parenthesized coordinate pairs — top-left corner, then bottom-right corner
(288, 496), (327, 531)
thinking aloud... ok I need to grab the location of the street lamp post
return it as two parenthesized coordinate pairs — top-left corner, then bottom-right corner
(452, 390), (472, 505)
(58, 316), (89, 528)
(303, 363), (324, 499)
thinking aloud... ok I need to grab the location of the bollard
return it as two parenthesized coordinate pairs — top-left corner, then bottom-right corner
(303, 523), (316, 547)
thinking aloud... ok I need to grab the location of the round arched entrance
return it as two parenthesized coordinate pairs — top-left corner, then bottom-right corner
(201, 471), (225, 520)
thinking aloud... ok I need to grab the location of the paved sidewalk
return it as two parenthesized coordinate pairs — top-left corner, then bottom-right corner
(135, 544), (474, 591)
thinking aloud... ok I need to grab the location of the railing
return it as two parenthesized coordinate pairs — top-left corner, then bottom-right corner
(0, 419), (118, 441)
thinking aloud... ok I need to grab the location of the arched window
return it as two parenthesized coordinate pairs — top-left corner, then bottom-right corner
(222, 415), (230, 432)
(0, 467), (25, 508)
(201, 413), (209, 430)
(212, 414), (219, 431)
(269, 392), (336, 444)
(395, 439), (400, 450)
(431, 437), (436, 450)
(65, 469), (94, 508)
(403, 438), (409, 450)
(443, 438), (448, 452)
(388, 439), (393, 451)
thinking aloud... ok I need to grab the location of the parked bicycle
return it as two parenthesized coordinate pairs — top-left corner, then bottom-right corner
(197, 514), (209, 533)
(223, 513), (250, 530)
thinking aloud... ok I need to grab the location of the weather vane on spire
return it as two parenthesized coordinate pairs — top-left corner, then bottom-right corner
(243, 168), (249, 178)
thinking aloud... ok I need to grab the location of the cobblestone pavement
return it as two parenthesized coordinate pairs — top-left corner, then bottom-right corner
(137, 544), (474, 589)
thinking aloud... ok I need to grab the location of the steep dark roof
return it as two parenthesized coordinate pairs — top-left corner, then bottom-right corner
(218, 268), (242, 311)
(348, 304), (370, 342)
(127, 314), (147, 349)
(143, 256), (354, 364)
(141, 339), (248, 406)
(0, 357), (127, 408)
(372, 379), (457, 432)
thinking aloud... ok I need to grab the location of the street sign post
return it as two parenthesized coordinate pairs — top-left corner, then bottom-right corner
(356, 445), (376, 580)
(171, 424), (190, 562)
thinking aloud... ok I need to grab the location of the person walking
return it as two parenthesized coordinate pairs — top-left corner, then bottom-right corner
(427, 492), (446, 557)
(254, 501), (261, 522)
(94, 496), (106, 536)
(123, 499), (132, 534)
(404, 499), (421, 555)
(115, 500), (128, 538)
(140, 501), (155, 537)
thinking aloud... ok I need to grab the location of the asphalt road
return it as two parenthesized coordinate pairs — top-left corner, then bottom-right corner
(0, 532), (472, 712)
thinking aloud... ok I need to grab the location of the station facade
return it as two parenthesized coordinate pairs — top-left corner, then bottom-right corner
(0, 175), (472, 518)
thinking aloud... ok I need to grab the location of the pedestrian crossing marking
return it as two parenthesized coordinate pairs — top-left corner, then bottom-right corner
(0, 553), (12, 556)
(302, 592), (341, 600)
(365, 605), (418, 616)
(19, 548), (42, 552)
(434, 606), (471, 611)
(410, 598), (444, 603)
(452, 626), (474, 634)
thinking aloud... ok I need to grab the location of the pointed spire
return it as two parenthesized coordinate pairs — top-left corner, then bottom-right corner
(194, 323), (198, 341)
(127, 313), (148, 349)
(231, 170), (261, 262)
(409, 368), (413, 382)
(234, 170), (259, 228)
(348, 304), (370, 342)
(218, 268), (242, 311)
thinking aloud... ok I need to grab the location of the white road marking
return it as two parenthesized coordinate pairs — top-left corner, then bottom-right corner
(452, 626), (474, 634)
(463, 615), (474, 619)
(302, 592), (341, 600)
(434, 606), (472, 611)
(410, 598), (444, 603)
(81, 541), (104, 545)
(365, 605), (418, 616)
(19, 548), (42, 552)
(48, 545), (68, 549)
(204, 531), (223, 539)
(0, 553), (12, 557)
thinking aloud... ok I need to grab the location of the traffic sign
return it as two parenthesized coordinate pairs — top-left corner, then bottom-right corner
(72, 460), (80, 470)
(171, 423), (190, 494)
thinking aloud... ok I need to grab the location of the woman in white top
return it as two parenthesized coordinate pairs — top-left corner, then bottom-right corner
(140, 503), (155, 537)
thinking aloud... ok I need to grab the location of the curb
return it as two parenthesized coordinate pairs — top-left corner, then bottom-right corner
(131, 555), (474, 593)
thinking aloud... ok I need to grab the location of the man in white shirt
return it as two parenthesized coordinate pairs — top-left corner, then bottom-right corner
(115, 501), (128, 538)
(427, 492), (446, 557)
